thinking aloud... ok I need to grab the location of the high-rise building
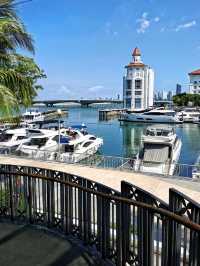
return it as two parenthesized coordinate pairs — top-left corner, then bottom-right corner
(188, 69), (200, 94)
(167, 90), (173, 101)
(176, 84), (182, 95)
(123, 47), (154, 110)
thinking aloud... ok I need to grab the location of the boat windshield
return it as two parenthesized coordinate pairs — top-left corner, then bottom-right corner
(23, 115), (34, 120)
(144, 111), (175, 116)
(0, 133), (13, 142)
(146, 129), (172, 137)
(29, 137), (48, 147)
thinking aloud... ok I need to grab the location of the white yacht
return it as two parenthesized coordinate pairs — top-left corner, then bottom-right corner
(21, 109), (44, 123)
(18, 129), (60, 158)
(177, 108), (200, 123)
(0, 128), (29, 153)
(57, 135), (103, 163)
(133, 125), (182, 175)
(121, 108), (182, 124)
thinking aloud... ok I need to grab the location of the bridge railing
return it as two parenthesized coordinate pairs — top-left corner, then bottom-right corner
(0, 164), (200, 266)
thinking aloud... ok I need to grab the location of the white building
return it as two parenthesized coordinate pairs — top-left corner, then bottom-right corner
(189, 69), (200, 94)
(123, 47), (154, 110)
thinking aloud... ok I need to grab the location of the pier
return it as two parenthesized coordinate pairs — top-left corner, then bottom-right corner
(0, 155), (199, 203)
(99, 108), (127, 120)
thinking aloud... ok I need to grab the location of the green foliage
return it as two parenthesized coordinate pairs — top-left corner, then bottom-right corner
(173, 93), (200, 107)
(0, 0), (46, 117)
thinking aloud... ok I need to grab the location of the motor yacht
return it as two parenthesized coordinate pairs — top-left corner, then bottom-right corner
(0, 124), (11, 133)
(177, 108), (200, 123)
(120, 108), (182, 123)
(21, 109), (44, 123)
(18, 129), (60, 158)
(57, 135), (103, 163)
(133, 125), (182, 175)
(0, 128), (29, 153)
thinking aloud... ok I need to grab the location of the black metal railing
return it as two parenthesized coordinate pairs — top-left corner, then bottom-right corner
(0, 164), (200, 266)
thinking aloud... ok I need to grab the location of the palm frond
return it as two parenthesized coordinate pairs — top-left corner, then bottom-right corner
(0, 83), (18, 117)
(0, 17), (34, 53)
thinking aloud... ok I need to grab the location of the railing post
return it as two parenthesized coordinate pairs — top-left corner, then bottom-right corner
(168, 190), (183, 265)
(28, 173), (33, 224)
(121, 181), (131, 265)
(8, 166), (14, 221)
(168, 189), (200, 266)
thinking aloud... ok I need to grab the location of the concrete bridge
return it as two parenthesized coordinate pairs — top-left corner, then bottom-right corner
(33, 99), (123, 107)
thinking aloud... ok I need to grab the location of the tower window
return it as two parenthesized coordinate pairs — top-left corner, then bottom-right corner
(126, 80), (132, 90)
(135, 91), (142, 95)
(135, 98), (142, 109)
(135, 79), (142, 90)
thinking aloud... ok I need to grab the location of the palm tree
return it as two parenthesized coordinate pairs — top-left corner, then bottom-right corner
(0, 0), (44, 117)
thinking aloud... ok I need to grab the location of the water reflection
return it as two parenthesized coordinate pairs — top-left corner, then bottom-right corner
(120, 122), (145, 157)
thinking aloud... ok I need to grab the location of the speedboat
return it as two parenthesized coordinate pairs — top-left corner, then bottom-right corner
(18, 129), (60, 158)
(21, 109), (44, 123)
(56, 135), (103, 163)
(0, 123), (11, 133)
(177, 108), (200, 123)
(120, 108), (182, 124)
(133, 125), (182, 175)
(0, 128), (29, 153)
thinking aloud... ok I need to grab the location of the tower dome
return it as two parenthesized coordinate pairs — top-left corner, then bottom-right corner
(132, 47), (141, 57)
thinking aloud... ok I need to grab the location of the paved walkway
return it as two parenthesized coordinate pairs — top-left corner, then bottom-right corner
(0, 223), (98, 266)
(0, 156), (200, 203)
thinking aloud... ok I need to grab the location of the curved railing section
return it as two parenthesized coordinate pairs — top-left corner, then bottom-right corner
(0, 164), (199, 266)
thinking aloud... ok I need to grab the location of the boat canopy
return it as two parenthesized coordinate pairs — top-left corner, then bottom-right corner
(143, 144), (169, 163)
(70, 124), (87, 130)
(60, 136), (70, 144)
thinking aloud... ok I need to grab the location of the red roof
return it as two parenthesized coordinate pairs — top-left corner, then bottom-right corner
(189, 69), (200, 75)
(132, 47), (141, 56)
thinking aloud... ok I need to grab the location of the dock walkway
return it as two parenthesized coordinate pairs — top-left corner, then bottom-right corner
(0, 156), (199, 203)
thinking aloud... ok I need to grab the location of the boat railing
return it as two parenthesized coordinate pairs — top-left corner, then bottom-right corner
(0, 147), (198, 180)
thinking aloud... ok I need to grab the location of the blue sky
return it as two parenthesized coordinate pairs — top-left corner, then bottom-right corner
(19, 0), (200, 99)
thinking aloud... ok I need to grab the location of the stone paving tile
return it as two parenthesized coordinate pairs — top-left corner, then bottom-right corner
(0, 223), (98, 266)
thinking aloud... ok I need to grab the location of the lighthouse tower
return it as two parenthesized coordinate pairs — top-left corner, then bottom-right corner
(123, 47), (154, 110)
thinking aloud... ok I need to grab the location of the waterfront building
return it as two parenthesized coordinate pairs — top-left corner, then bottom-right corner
(123, 47), (154, 110)
(188, 69), (200, 94)
(176, 84), (182, 95)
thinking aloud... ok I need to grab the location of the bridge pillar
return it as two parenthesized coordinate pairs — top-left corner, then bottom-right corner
(80, 103), (90, 108)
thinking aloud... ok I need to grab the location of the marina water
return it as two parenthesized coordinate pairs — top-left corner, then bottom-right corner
(35, 104), (200, 167)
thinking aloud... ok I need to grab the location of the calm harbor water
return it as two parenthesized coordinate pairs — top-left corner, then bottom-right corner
(37, 104), (200, 166)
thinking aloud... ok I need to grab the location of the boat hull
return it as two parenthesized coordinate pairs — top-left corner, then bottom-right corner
(120, 113), (182, 124)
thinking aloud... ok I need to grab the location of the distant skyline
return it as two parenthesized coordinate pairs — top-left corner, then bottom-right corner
(19, 0), (200, 99)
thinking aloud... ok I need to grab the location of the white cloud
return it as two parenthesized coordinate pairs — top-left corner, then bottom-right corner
(104, 21), (119, 37)
(154, 17), (160, 22)
(136, 12), (160, 34)
(60, 85), (71, 94)
(88, 85), (104, 92)
(160, 27), (165, 32)
(142, 12), (148, 19)
(175, 20), (196, 32)
(137, 12), (150, 33)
